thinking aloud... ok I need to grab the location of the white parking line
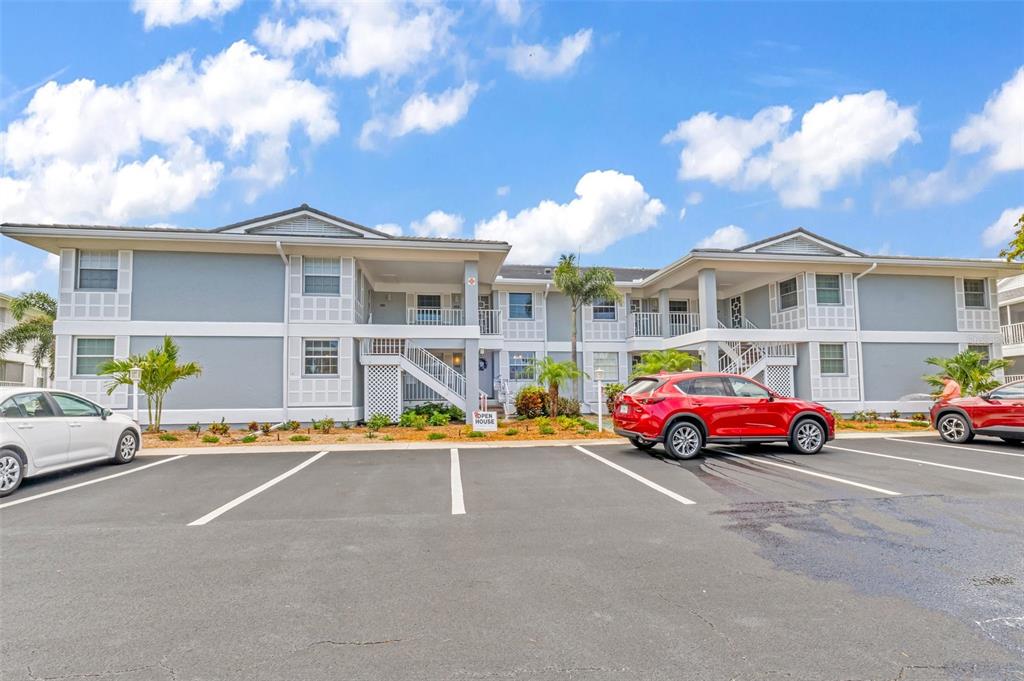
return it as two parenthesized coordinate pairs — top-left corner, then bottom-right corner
(188, 451), (329, 526)
(573, 445), (696, 505)
(887, 437), (1024, 459)
(723, 452), (901, 496)
(450, 448), (465, 515)
(826, 445), (1024, 482)
(0, 455), (187, 510)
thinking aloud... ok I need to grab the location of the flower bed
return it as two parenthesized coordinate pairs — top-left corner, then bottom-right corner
(835, 418), (930, 432)
(141, 417), (621, 448)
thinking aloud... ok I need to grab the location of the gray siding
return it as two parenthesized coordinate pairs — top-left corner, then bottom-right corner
(743, 285), (771, 329)
(129, 336), (283, 409)
(858, 275), (957, 331)
(131, 252), (284, 322)
(862, 342), (958, 401)
(794, 343), (811, 400)
(370, 291), (406, 324)
(545, 293), (574, 342)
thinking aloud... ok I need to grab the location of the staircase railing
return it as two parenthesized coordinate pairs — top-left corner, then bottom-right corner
(403, 343), (466, 399)
(721, 341), (797, 376)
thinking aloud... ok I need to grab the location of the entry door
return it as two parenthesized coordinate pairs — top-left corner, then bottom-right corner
(0, 392), (69, 470)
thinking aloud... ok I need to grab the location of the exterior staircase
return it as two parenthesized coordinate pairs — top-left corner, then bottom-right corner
(713, 317), (799, 395)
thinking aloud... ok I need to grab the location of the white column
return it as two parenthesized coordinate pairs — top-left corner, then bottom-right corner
(659, 288), (670, 337)
(464, 261), (479, 327)
(702, 341), (720, 372)
(698, 268), (718, 330)
(465, 339), (480, 423)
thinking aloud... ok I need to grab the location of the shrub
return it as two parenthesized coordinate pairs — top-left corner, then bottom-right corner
(889, 409), (902, 420)
(538, 424), (556, 435)
(290, 434), (311, 442)
(535, 416), (551, 428)
(208, 418), (230, 436)
(382, 435), (394, 441)
(340, 421), (352, 430)
(910, 418), (929, 427)
(399, 411), (428, 429)
(850, 410), (871, 422)
(580, 420), (598, 432)
(366, 413), (390, 433)
(187, 422), (201, 433)
(864, 423), (878, 430)
(246, 421), (259, 432)
(313, 417), (335, 434)
(552, 397), (581, 417)
(865, 409), (879, 421)
(604, 383), (625, 413)
(467, 430), (485, 438)
(260, 422), (274, 435)
(406, 402), (464, 422)
(158, 433), (178, 442)
(285, 420), (301, 431)
(911, 412), (928, 422)
(241, 434), (258, 443)
(556, 415), (579, 430)
(504, 428), (519, 436)
(428, 411), (449, 427)
(515, 385), (546, 418)
(201, 434), (220, 444)
(427, 432), (446, 440)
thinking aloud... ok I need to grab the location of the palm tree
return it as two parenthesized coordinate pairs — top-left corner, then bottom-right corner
(630, 349), (700, 379)
(552, 254), (621, 400)
(923, 350), (1010, 397)
(0, 291), (57, 380)
(99, 336), (202, 432)
(531, 356), (584, 417)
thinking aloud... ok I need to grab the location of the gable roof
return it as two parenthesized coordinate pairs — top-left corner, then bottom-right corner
(211, 204), (394, 239)
(729, 228), (865, 257)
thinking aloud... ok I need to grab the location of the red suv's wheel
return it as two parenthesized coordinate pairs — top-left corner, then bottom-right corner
(790, 419), (825, 454)
(937, 413), (972, 444)
(664, 421), (704, 460)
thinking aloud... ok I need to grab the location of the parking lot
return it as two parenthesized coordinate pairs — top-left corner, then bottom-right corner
(2, 436), (1022, 681)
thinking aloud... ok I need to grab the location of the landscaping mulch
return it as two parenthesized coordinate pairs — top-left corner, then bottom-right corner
(836, 419), (930, 432)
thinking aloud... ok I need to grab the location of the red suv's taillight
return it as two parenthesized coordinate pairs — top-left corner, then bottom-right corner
(637, 396), (665, 405)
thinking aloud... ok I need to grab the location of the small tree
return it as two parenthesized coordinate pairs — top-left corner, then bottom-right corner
(553, 254), (622, 400)
(922, 350), (1010, 397)
(0, 291), (56, 380)
(999, 212), (1024, 263)
(531, 356), (584, 418)
(630, 350), (700, 378)
(99, 336), (202, 432)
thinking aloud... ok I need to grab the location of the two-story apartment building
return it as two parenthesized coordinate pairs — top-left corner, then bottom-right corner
(1, 205), (1017, 425)
(0, 293), (51, 388)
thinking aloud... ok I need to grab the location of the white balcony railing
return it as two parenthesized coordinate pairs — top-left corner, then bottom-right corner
(1002, 322), (1024, 345)
(479, 309), (502, 335)
(407, 307), (465, 326)
(629, 312), (661, 337)
(669, 312), (701, 336)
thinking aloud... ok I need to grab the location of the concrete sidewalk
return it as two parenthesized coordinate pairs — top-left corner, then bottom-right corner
(138, 429), (937, 457)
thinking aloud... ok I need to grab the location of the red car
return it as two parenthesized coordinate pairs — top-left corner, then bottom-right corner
(612, 372), (836, 459)
(930, 380), (1024, 444)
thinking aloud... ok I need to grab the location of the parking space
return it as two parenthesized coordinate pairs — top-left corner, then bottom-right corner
(2, 436), (1023, 680)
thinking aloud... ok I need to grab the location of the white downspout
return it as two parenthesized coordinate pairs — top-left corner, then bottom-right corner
(853, 261), (878, 411)
(276, 241), (290, 424)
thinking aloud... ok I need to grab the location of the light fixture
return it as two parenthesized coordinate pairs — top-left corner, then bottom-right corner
(452, 353), (462, 367)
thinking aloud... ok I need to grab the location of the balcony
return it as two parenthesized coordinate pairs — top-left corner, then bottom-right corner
(407, 307), (465, 326)
(629, 311), (703, 337)
(669, 312), (701, 336)
(1002, 322), (1024, 346)
(479, 309), (502, 336)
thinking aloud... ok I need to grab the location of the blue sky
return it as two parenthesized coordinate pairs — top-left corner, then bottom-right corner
(1, 0), (1022, 294)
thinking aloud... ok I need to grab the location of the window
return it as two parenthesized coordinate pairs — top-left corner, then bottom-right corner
(417, 294), (441, 308)
(629, 299), (641, 314)
(676, 376), (730, 396)
(508, 293), (533, 320)
(779, 277), (798, 310)
(964, 279), (987, 308)
(451, 293), (462, 310)
(593, 352), (619, 382)
(509, 351), (535, 380)
(302, 257), (340, 295)
(968, 344), (991, 363)
(669, 300), (688, 313)
(819, 343), (846, 375)
(0, 361), (24, 384)
(990, 383), (1024, 400)
(727, 377), (770, 399)
(303, 339), (338, 376)
(76, 251), (118, 290)
(51, 393), (101, 417)
(592, 297), (616, 321)
(0, 392), (55, 418)
(624, 378), (662, 395)
(74, 338), (114, 376)
(815, 274), (842, 305)
(630, 353), (645, 370)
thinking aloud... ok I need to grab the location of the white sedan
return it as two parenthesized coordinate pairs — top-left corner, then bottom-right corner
(0, 388), (142, 497)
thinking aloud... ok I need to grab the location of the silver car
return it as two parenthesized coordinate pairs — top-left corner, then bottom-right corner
(0, 388), (142, 497)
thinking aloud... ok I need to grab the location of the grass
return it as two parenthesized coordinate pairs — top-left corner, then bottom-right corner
(158, 433), (178, 442)
(241, 434), (258, 443)
(538, 425), (556, 435)
(201, 435), (220, 444)
(467, 431), (485, 438)
(504, 428), (519, 436)
(427, 432), (445, 440)
(289, 434), (311, 442)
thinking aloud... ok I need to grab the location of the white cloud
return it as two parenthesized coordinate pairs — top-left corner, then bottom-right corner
(44, 253), (60, 272)
(952, 67), (1024, 172)
(410, 210), (464, 238)
(663, 91), (919, 207)
(0, 253), (38, 293)
(678, 208), (687, 221)
(254, 16), (339, 58)
(981, 206), (1024, 249)
(0, 40), (337, 223)
(685, 191), (703, 205)
(492, 0), (522, 24)
(374, 222), (404, 236)
(132, 0), (243, 29)
(474, 170), (665, 263)
(496, 185), (511, 197)
(359, 82), (478, 149)
(506, 29), (592, 80)
(695, 225), (749, 250)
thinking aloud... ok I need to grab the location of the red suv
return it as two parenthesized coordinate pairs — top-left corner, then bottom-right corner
(930, 380), (1024, 444)
(612, 372), (835, 459)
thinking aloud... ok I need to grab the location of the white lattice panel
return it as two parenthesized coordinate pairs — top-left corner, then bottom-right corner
(364, 365), (402, 422)
(806, 272), (856, 329)
(809, 341), (859, 401)
(763, 365), (795, 397)
(769, 274), (805, 329)
(955, 277), (998, 332)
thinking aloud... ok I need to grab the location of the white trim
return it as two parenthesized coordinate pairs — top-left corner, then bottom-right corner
(739, 231), (861, 257)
